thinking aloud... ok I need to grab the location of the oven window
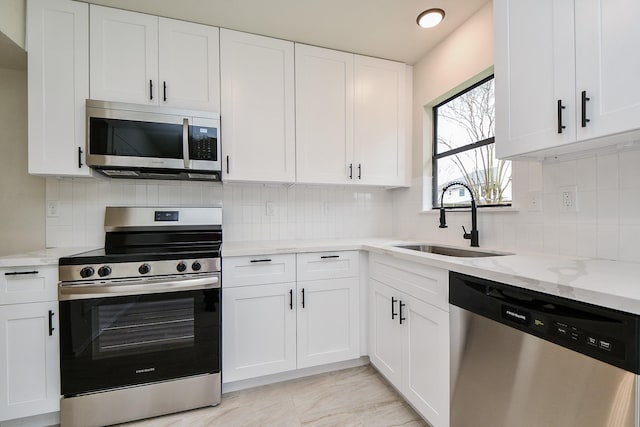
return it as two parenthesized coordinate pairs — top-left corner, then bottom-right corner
(93, 297), (194, 359)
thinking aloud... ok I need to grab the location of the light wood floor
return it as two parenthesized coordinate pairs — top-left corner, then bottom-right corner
(120, 365), (428, 427)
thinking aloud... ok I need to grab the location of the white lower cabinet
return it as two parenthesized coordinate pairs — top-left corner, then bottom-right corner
(0, 301), (60, 422)
(369, 254), (449, 427)
(222, 251), (360, 383)
(222, 282), (297, 382)
(297, 277), (359, 369)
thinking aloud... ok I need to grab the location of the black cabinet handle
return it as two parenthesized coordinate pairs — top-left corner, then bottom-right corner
(399, 301), (406, 325)
(250, 259), (272, 263)
(5, 270), (39, 276)
(48, 310), (55, 336)
(358, 163), (362, 180)
(557, 99), (566, 134)
(226, 155), (230, 174)
(149, 80), (153, 100)
(391, 297), (398, 320)
(348, 163), (353, 179)
(301, 288), (305, 308)
(581, 90), (590, 127)
(78, 147), (83, 168)
(289, 289), (293, 310)
(320, 255), (340, 259)
(163, 81), (167, 102)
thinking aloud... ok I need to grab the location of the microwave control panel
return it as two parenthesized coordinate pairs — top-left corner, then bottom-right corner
(190, 126), (217, 161)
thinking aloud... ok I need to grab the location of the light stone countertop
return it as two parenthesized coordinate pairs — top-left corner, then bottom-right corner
(224, 238), (640, 315)
(0, 247), (96, 268)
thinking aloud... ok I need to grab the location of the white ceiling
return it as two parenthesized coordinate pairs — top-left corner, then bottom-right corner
(83, 0), (490, 65)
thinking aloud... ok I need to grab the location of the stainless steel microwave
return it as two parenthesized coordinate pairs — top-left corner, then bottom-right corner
(86, 99), (221, 181)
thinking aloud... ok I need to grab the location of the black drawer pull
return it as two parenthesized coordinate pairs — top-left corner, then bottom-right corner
(48, 310), (55, 336)
(399, 301), (406, 325)
(5, 271), (39, 276)
(557, 99), (566, 134)
(301, 287), (305, 308)
(581, 90), (591, 127)
(149, 80), (153, 100)
(250, 259), (272, 263)
(289, 289), (293, 310)
(391, 297), (398, 320)
(320, 255), (340, 259)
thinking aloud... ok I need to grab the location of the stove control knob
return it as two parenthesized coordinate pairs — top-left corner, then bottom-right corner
(176, 262), (187, 273)
(191, 261), (202, 271)
(138, 263), (151, 275)
(80, 266), (95, 279)
(98, 266), (112, 277)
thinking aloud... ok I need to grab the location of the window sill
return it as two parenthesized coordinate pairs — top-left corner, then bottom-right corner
(419, 206), (520, 215)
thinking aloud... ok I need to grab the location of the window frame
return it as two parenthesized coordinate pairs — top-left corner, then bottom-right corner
(431, 74), (510, 209)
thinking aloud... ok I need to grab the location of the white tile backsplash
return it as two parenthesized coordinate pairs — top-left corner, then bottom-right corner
(45, 178), (394, 248)
(392, 146), (640, 262)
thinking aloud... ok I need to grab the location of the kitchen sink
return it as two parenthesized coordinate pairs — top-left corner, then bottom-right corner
(393, 244), (510, 258)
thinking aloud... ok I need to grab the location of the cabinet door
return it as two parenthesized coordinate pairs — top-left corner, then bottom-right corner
(402, 296), (449, 427)
(575, 0), (640, 141)
(297, 278), (359, 369)
(368, 279), (403, 387)
(494, 0), (576, 159)
(90, 5), (158, 104)
(222, 283), (296, 382)
(295, 44), (354, 184)
(0, 302), (59, 422)
(27, 0), (90, 177)
(220, 29), (295, 183)
(354, 55), (407, 186)
(158, 18), (220, 111)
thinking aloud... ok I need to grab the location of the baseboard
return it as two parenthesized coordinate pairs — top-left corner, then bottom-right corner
(0, 411), (60, 427)
(222, 356), (370, 394)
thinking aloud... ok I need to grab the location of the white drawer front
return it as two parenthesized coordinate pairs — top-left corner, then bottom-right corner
(0, 265), (58, 305)
(297, 251), (359, 281)
(369, 254), (448, 311)
(223, 254), (296, 287)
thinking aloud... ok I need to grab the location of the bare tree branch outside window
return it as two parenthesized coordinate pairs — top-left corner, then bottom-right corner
(433, 76), (511, 207)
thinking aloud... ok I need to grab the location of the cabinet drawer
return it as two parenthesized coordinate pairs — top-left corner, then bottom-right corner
(0, 265), (58, 305)
(297, 251), (359, 281)
(223, 254), (296, 287)
(369, 254), (448, 311)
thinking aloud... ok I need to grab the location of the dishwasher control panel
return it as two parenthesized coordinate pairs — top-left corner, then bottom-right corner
(451, 271), (640, 374)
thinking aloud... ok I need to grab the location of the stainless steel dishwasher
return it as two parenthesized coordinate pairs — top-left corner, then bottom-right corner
(449, 272), (639, 427)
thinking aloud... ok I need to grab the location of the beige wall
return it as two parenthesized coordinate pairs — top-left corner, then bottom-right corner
(0, 0), (25, 49)
(0, 68), (45, 255)
(411, 1), (494, 179)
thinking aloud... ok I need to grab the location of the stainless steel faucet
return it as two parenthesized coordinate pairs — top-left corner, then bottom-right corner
(438, 182), (479, 247)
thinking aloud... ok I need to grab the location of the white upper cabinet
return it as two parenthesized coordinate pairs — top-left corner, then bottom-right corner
(295, 44), (354, 184)
(90, 6), (220, 110)
(27, 0), (91, 177)
(158, 18), (220, 111)
(354, 55), (408, 186)
(496, 0), (640, 159)
(574, 0), (640, 141)
(90, 5), (158, 105)
(494, 0), (575, 158)
(220, 29), (295, 183)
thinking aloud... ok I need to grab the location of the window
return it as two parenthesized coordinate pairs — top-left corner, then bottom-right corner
(432, 75), (511, 208)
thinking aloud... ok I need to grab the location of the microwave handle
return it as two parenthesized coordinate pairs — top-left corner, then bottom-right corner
(182, 118), (190, 169)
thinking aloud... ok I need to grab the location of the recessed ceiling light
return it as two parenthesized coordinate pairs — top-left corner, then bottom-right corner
(417, 8), (445, 28)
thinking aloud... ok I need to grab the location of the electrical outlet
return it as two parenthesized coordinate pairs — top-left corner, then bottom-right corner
(47, 201), (59, 218)
(265, 201), (275, 216)
(527, 190), (542, 212)
(559, 186), (578, 212)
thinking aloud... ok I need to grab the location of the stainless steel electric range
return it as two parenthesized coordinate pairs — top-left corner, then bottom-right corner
(57, 206), (222, 427)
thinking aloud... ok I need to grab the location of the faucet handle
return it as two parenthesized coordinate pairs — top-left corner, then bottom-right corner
(462, 225), (471, 239)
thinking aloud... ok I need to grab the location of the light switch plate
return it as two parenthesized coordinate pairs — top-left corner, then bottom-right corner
(47, 201), (59, 218)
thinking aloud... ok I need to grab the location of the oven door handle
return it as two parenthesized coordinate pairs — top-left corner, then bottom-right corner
(58, 274), (220, 301)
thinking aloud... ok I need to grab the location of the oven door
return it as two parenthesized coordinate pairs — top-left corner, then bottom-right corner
(59, 275), (220, 397)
